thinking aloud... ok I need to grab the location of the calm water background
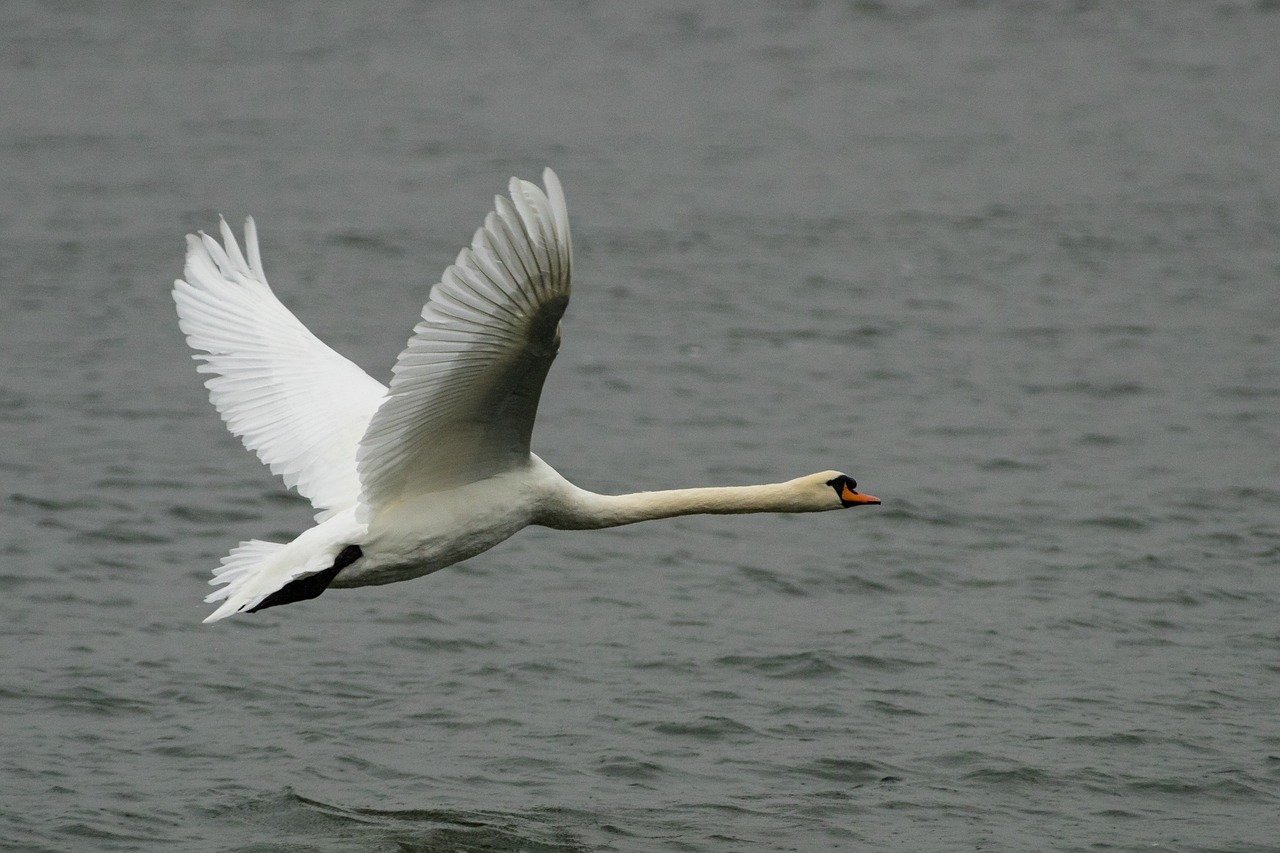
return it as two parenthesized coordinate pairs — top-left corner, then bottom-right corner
(2, 2), (1279, 850)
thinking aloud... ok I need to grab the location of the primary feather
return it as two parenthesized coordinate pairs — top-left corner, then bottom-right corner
(356, 170), (572, 513)
(173, 217), (386, 520)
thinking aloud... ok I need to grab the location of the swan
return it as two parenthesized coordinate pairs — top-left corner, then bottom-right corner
(173, 169), (880, 623)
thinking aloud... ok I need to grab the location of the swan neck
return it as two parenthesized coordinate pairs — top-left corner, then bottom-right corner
(541, 481), (811, 530)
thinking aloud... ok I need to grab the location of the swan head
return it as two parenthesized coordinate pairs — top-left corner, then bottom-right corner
(819, 472), (880, 509)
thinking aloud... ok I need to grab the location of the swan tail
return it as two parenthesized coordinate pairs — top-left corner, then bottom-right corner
(202, 539), (288, 622)
(202, 538), (346, 623)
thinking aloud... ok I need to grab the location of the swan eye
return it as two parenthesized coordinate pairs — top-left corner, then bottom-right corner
(826, 475), (856, 492)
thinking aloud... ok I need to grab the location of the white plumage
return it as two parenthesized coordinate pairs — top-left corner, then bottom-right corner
(174, 169), (879, 623)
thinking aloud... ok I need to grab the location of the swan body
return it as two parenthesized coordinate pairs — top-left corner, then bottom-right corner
(174, 169), (879, 623)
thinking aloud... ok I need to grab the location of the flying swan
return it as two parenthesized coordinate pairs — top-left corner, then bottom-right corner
(174, 169), (880, 622)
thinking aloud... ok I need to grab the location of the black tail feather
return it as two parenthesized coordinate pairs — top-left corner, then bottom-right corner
(248, 544), (363, 613)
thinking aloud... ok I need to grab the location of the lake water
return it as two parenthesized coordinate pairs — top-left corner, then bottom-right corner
(2, 2), (1278, 850)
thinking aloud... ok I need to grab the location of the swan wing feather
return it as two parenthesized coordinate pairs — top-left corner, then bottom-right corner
(173, 218), (388, 518)
(356, 169), (572, 514)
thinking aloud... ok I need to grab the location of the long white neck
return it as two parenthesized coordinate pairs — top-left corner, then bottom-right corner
(537, 477), (825, 531)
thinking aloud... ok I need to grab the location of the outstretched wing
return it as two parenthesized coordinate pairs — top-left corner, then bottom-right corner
(356, 168), (572, 514)
(173, 218), (388, 518)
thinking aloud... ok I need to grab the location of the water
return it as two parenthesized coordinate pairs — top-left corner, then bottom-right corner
(2, 2), (1278, 850)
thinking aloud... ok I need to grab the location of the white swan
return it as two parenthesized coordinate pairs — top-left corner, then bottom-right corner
(174, 169), (880, 623)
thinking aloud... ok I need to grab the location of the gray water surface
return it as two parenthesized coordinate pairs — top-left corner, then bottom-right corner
(2, 2), (1279, 851)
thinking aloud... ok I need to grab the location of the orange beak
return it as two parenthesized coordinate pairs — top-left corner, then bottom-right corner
(841, 482), (881, 505)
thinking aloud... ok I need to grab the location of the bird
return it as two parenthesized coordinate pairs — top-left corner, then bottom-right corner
(173, 169), (880, 623)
